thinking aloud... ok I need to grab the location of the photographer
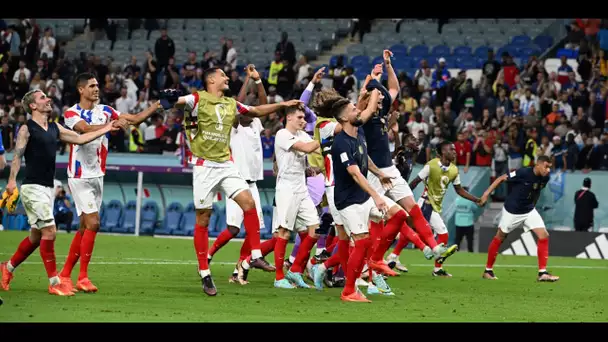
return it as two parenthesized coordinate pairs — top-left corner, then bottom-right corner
(53, 181), (74, 234)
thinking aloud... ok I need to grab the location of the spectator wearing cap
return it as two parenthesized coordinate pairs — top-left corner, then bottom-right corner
(574, 178), (598, 232)
(550, 135), (567, 170)
(431, 57), (450, 104)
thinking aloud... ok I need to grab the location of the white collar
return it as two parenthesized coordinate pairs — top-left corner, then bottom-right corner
(581, 187), (589, 191)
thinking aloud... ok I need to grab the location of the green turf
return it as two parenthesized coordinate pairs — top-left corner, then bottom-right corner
(0, 230), (607, 322)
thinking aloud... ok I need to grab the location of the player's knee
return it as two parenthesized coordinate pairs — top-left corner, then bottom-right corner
(234, 191), (256, 211)
(534, 228), (549, 239)
(277, 227), (291, 239)
(308, 225), (320, 238)
(399, 196), (417, 212)
(495, 229), (507, 241)
(351, 232), (370, 241)
(29, 228), (42, 244)
(336, 225), (349, 240)
(196, 209), (212, 227)
(40, 225), (57, 240)
(227, 225), (240, 236)
(83, 214), (100, 232)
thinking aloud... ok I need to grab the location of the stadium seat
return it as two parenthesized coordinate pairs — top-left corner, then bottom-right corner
(103, 200), (123, 232)
(409, 45), (429, 57)
(350, 55), (370, 68)
(533, 35), (554, 50)
(160, 202), (184, 235)
(474, 46), (492, 58)
(181, 202), (196, 236)
(140, 201), (159, 234)
(389, 44), (408, 57)
(117, 201), (136, 234)
(329, 55), (348, 67)
(431, 45), (451, 57)
(511, 35), (531, 46)
(453, 46), (472, 56)
(556, 48), (578, 59)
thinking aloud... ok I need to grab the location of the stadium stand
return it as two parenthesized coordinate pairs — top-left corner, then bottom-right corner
(1, 18), (608, 239)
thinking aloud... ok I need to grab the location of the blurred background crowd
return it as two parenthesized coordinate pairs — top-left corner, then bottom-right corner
(0, 18), (607, 175)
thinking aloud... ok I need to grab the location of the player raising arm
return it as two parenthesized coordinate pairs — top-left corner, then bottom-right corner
(409, 141), (480, 277)
(327, 96), (409, 302)
(478, 155), (559, 282)
(163, 67), (300, 296)
(1, 89), (117, 296)
(59, 73), (162, 294)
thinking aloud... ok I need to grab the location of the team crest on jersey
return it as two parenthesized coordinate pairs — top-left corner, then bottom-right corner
(359, 145), (363, 154)
(533, 183), (538, 190)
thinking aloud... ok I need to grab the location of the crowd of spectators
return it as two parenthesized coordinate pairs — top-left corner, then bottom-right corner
(1, 18), (607, 177)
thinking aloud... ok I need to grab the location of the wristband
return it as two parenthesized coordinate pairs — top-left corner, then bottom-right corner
(254, 79), (262, 84)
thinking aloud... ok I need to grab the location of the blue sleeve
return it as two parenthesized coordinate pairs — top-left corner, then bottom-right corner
(0, 130), (5, 155)
(332, 139), (356, 168)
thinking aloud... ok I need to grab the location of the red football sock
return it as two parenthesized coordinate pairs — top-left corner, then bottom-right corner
(291, 235), (318, 273)
(408, 205), (437, 248)
(326, 239), (338, 254)
(402, 223), (426, 251)
(9, 237), (38, 270)
(243, 209), (261, 253)
(39, 239), (58, 279)
(209, 229), (236, 257)
(392, 236), (409, 256)
(369, 221), (383, 242)
(364, 238), (373, 280)
(60, 231), (82, 277)
(372, 211), (406, 262)
(194, 224), (209, 271)
(274, 237), (288, 280)
(261, 237), (277, 256)
(434, 233), (449, 268)
(325, 234), (335, 249)
(537, 238), (549, 271)
(239, 239), (251, 261)
(343, 237), (371, 296)
(338, 239), (349, 274)
(486, 237), (502, 269)
(323, 249), (341, 268)
(78, 230), (97, 280)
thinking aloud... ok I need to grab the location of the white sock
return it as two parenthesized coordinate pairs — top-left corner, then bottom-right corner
(433, 267), (442, 272)
(199, 269), (211, 278)
(207, 254), (212, 260)
(538, 268), (546, 273)
(315, 248), (325, 256)
(318, 263), (327, 273)
(232, 268), (238, 275)
(242, 259), (250, 270)
(288, 255), (295, 263)
(6, 261), (15, 273)
(49, 276), (60, 286)
(388, 253), (397, 260)
(485, 268), (493, 271)
(251, 249), (262, 260)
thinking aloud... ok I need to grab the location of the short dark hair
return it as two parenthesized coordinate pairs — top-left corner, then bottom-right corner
(537, 155), (552, 164)
(202, 67), (222, 90)
(284, 105), (304, 117)
(437, 140), (452, 156)
(75, 72), (96, 88)
(313, 96), (350, 121)
(583, 177), (591, 188)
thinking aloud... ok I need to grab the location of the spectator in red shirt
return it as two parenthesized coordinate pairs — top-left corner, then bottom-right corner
(454, 130), (471, 173)
(473, 130), (493, 166)
(501, 53), (519, 89)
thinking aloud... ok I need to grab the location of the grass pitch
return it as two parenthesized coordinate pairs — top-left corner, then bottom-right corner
(0, 230), (607, 322)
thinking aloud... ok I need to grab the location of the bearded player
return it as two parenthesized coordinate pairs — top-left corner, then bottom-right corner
(1, 89), (117, 295)
(168, 67), (299, 296)
(58, 73), (162, 293)
(409, 141), (481, 277)
(362, 50), (454, 276)
(205, 65), (272, 280)
(479, 155), (559, 282)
